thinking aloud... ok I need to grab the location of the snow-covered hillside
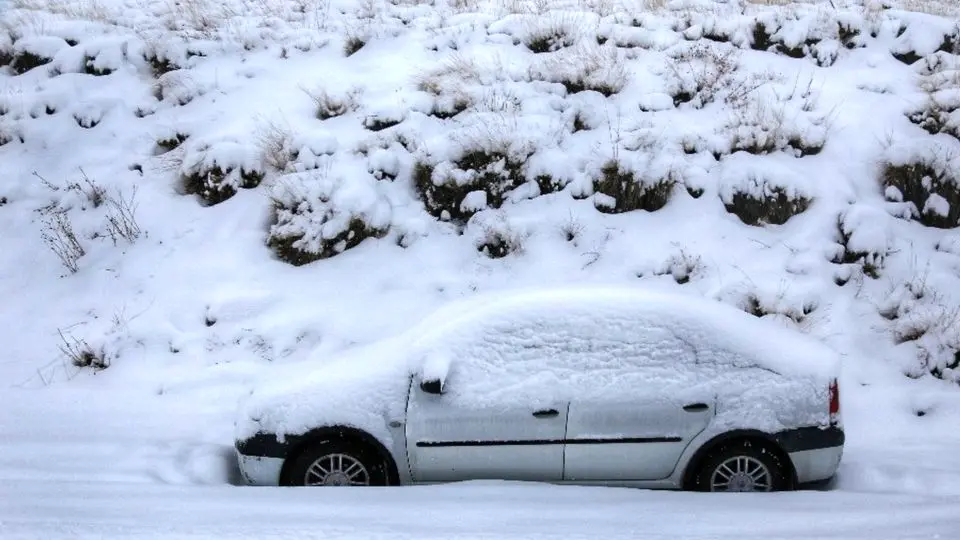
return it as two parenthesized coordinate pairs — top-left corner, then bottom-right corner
(2, 0), (960, 529)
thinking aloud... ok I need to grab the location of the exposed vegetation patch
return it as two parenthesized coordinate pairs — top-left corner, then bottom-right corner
(524, 18), (577, 53)
(182, 165), (263, 206)
(180, 141), (265, 206)
(882, 156), (960, 229)
(344, 36), (366, 57)
(363, 115), (403, 132)
(303, 87), (361, 120)
(157, 133), (189, 153)
(12, 51), (52, 75)
(415, 147), (531, 223)
(145, 52), (178, 77)
(720, 173), (812, 226)
(592, 160), (675, 214)
(83, 55), (113, 76)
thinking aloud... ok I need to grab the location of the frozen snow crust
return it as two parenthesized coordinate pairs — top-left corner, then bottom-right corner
(236, 287), (839, 444)
(4, 0), (960, 499)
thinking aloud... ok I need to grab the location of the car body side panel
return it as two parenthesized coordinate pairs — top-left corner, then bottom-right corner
(563, 396), (715, 481)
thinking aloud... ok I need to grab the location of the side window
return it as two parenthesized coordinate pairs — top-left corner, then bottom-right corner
(423, 307), (699, 406)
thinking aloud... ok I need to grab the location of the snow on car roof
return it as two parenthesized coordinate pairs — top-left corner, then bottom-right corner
(410, 286), (841, 381)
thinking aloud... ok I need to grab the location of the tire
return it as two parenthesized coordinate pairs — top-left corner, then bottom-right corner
(693, 440), (789, 493)
(281, 438), (388, 487)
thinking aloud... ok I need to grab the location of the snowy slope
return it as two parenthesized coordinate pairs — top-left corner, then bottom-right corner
(2, 0), (960, 534)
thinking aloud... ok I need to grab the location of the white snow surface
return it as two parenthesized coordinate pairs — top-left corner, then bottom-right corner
(3, 0), (960, 536)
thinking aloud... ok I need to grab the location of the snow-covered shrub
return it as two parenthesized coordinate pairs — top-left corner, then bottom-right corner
(256, 120), (298, 173)
(156, 131), (189, 154)
(882, 141), (960, 228)
(725, 83), (828, 158)
(907, 54), (960, 141)
(82, 38), (129, 76)
(467, 211), (528, 259)
(830, 204), (891, 279)
(154, 70), (203, 105)
(58, 329), (108, 371)
(663, 43), (746, 109)
(0, 119), (23, 147)
(180, 138), (265, 206)
(719, 157), (812, 226)
(523, 14), (580, 53)
(637, 249), (704, 285)
(414, 128), (544, 223)
(267, 168), (391, 265)
(591, 159), (676, 214)
(10, 36), (67, 75)
(302, 86), (361, 120)
(531, 44), (628, 97)
(890, 21), (958, 65)
(344, 35), (366, 57)
(40, 209), (85, 274)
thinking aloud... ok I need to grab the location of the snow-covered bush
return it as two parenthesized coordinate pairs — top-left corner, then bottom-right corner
(467, 211), (528, 259)
(719, 157), (812, 226)
(882, 141), (960, 228)
(414, 127), (548, 223)
(58, 329), (109, 371)
(662, 43), (746, 109)
(302, 86), (362, 120)
(522, 14), (581, 53)
(180, 138), (265, 206)
(636, 249), (704, 285)
(725, 83), (828, 158)
(830, 204), (892, 279)
(9, 35), (67, 75)
(267, 167), (391, 265)
(591, 159), (676, 214)
(890, 20), (958, 65)
(531, 44), (628, 97)
(907, 53), (960, 141)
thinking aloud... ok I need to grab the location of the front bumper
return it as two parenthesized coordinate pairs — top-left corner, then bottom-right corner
(236, 452), (285, 485)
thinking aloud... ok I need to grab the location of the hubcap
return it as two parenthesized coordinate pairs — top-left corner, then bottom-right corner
(710, 456), (772, 492)
(304, 453), (370, 487)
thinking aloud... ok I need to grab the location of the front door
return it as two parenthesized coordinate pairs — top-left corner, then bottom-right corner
(405, 379), (568, 483)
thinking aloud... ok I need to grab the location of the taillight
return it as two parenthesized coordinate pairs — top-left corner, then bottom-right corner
(829, 378), (840, 426)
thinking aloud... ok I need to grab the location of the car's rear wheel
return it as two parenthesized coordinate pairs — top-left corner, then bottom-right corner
(695, 440), (788, 492)
(282, 439), (387, 487)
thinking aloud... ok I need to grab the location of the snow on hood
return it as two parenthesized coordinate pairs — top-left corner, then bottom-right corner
(236, 287), (841, 445)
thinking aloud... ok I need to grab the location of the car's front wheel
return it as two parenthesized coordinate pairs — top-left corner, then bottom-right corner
(695, 440), (788, 492)
(282, 439), (387, 487)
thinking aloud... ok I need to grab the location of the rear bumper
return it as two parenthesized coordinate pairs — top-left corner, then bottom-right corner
(776, 426), (844, 484)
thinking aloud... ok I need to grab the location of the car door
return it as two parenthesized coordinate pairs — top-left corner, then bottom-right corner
(563, 394), (714, 481)
(404, 377), (569, 483)
(559, 325), (715, 482)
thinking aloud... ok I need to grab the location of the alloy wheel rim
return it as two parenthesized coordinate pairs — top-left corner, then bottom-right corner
(304, 453), (370, 486)
(710, 455), (772, 492)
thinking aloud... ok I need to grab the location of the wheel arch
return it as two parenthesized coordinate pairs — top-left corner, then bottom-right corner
(681, 429), (797, 490)
(280, 425), (401, 486)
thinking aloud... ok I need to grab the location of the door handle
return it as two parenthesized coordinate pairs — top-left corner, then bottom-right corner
(683, 403), (710, 412)
(532, 409), (560, 418)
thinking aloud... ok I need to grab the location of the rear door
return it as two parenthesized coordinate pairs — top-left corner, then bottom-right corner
(560, 325), (715, 482)
(563, 394), (714, 481)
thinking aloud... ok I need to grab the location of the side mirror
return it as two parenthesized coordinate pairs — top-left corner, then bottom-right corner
(420, 378), (444, 395)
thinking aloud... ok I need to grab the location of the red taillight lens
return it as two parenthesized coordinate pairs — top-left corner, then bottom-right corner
(829, 379), (840, 425)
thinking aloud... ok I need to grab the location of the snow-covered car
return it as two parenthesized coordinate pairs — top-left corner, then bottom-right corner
(235, 287), (844, 492)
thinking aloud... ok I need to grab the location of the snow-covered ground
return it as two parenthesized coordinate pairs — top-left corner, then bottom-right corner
(2, 0), (960, 536)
